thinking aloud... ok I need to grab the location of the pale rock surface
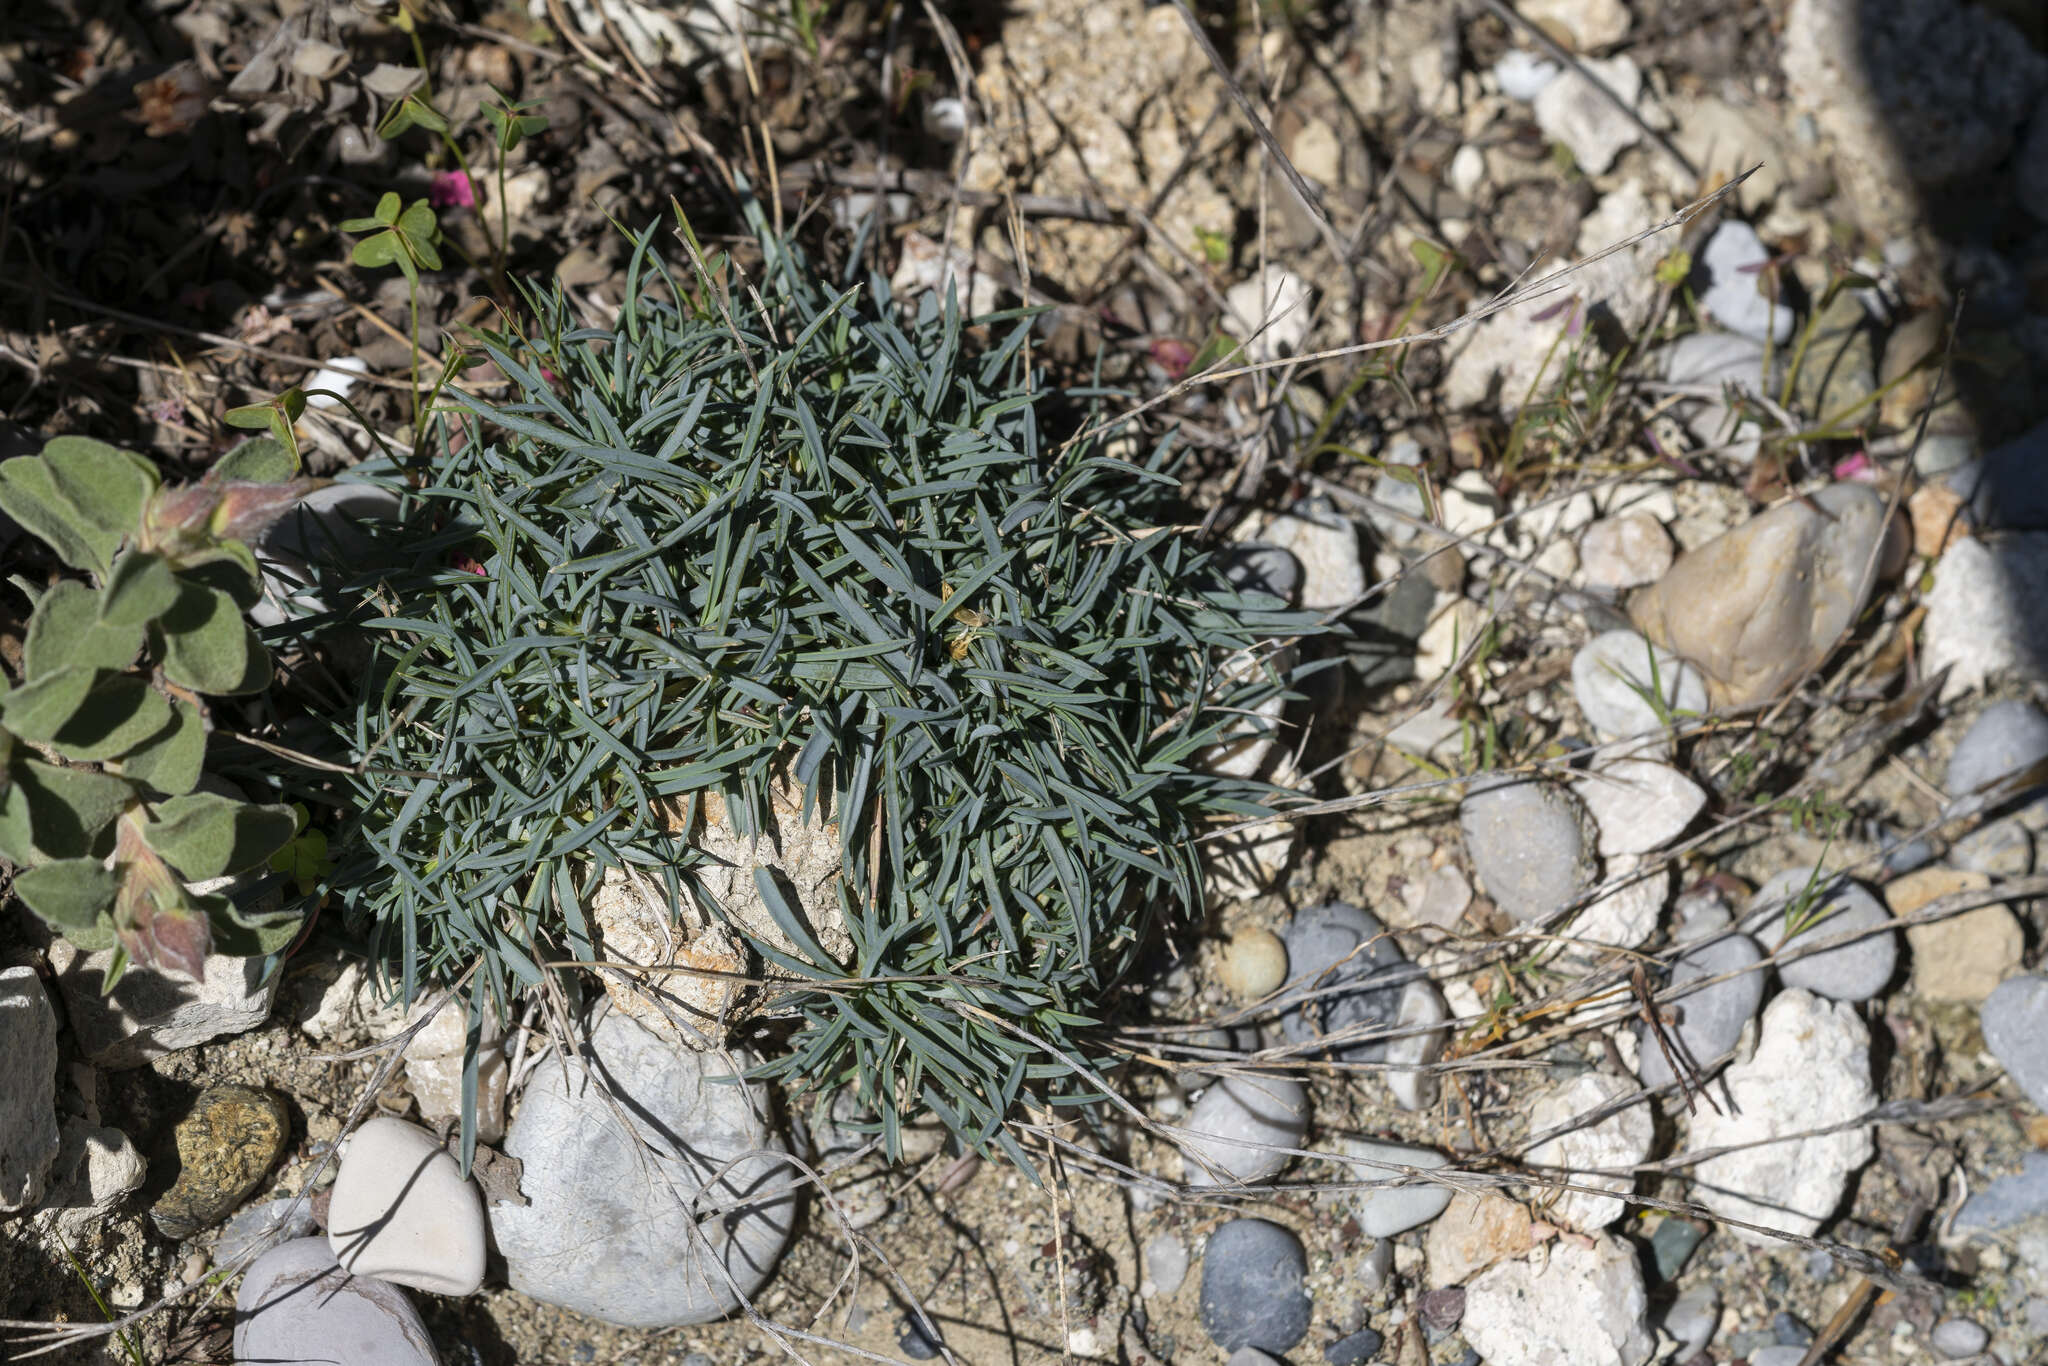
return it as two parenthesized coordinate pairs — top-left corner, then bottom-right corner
(492, 1012), (799, 1326)
(0, 967), (60, 1212)
(1697, 222), (1795, 345)
(1533, 54), (1650, 174)
(1250, 511), (1366, 611)
(1387, 979), (1450, 1112)
(1442, 471), (1503, 540)
(1629, 483), (1903, 706)
(1563, 856), (1669, 959)
(1945, 700), (2048, 815)
(1424, 1192), (1535, 1288)
(1464, 1236), (1654, 1366)
(589, 866), (748, 1046)
(1288, 116), (1342, 186)
(1571, 630), (1707, 755)
(1747, 868), (1896, 1002)
(1216, 928), (1288, 1002)
(1519, 0), (1629, 49)
(43, 1121), (146, 1238)
(1921, 535), (2048, 700)
(658, 781), (852, 969)
(294, 960), (404, 1043)
(234, 1238), (438, 1366)
(1180, 1074), (1309, 1188)
(1658, 330), (1778, 463)
(1573, 759), (1705, 857)
(1667, 95), (1790, 204)
(47, 938), (278, 1070)
(1494, 49), (1561, 103)
(1663, 1283), (1721, 1360)
(1331, 1137), (1453, 1236)
(399, 997), (508, 1144)
(329, 1117), (486, 1297)
(1415, 596), (1485, 681)
(1224, 266), (1315, 363)
(888, 232), (1000, 317)
(1394, 864), (1473, 934)
(1690, 990), (1875, 1242)
(1204, 755), (1306, 901)
(961, 0), (1235, 283)
(1578, 514), (1674, 591)
(1523, 1072), (1652, 1230)
(1885, 867), (2021, 1004)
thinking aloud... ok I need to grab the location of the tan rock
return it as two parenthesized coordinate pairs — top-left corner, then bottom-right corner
(1885, 867), (2023, 1003)
(1907, 482), (1969, 559)
(1424, 1191), (1535, 1288)
(1216, 928), (1288, 1001)
(400, 998), (508, 1144)
(1628, 484), (1905, 706)
(589, 868), (750, 1046)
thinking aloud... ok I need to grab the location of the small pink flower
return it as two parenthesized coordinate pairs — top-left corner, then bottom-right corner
(429, 170), (475, 210)
(1149, 338), (1195, 379)
(1832, 450), (1876, 482)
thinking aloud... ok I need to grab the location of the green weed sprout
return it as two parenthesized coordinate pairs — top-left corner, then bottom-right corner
(340, 192), (443, 441)
(326, 213), (1322, 1163)
(0, 435), (318, 977)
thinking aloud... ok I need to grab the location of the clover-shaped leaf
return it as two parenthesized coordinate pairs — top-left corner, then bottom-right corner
(221, 390), (307, 472)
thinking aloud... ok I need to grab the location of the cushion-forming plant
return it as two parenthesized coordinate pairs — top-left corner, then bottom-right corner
(331, 213), (1319, 1161)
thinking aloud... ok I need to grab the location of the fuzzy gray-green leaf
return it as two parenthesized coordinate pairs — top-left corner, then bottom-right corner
(1, 756), (132, 861)
(141, 790), (297, 881)
(100, 550), (183, 627)
(24, 581), (143, 677)
(119, 696), (205, 795)
(0, 666), (97, 740)
(160, 582), (270, 694)
(47, 675), (174, 763)
(13, 858), (121, 930)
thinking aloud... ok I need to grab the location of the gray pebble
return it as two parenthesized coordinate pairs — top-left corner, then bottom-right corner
(1661, 1283), (1719, 1359)
(1280, 904), (1409, 1060)
(1931, 1319), (1989, 1359)
(1951, 817), (2034, 877)
(1773, 1311), (1813, 1346)
(233, 1239), (436, 1366)
(1981, 975), (2048, 1114)
(1219, 543), (1305, 606)
(1180, 1073), (1309, 1188)
(1357, 1237), (1395, 1295)
(1228, 1351), (1284, 1366)
(1200, 1219), (1312, 1353)
(1748, 1349), (1808, 1366)
(1326, 1326), (1385, 1364)
(1144, 1231), (1189, 1296)
(1946, 701), (2048, 813)
(213, 1197), (318, 1268)
(1332, 1138), (1453, 1236)
(1459, 779), (1595, 925)
(2026, 1296), (2048, 1332)
(898, 1313), (943, 1360)
(1746, 868), (1897, 1002)
(1638, 932), (1765, 1089)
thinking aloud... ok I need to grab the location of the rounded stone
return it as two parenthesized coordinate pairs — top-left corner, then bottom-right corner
(1180, 1073), (1309, 1188)
(151, 1085), (291, 1240)
(328, 1117), (486, 1296)
(490, 1011), (800, 1327)
(1946, 700), (2048, 813)
(1460, 779), (1597, 925)
(234, 1238), (437, 1366)
(1216, 927), (1289, 1001)
(1637, 931), (1765, 1090)
(1929, 1319), (1988, 1360)
(1279, 903), (1409, 1059)
(0, 967), (59, 1213)
(1571, 630), (1708, 750)
(1579, 514), (1674, 591)
(1981, 974), (2048, 1114)
(1332, 1137), (1453, 1236)
(1199, 1218), (1312, 1353)
(1746, 868), (1897, 1002)
(1217, 543), (1306, 606)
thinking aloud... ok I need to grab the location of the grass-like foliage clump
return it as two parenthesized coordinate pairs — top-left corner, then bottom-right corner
(334, 212), (1317, 1159)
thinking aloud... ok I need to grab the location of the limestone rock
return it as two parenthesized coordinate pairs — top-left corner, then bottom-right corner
(0, 967), (60, 1212)
(48, 937), (278, 1070)
(1533, 55), (1648, 174)
(399, 997), (507, 1143)
(1578, 514), (1674, 591)
(1463, 1235), (1654, 1366)
(1387, 978), (1451, 1112)
(1921, 534), (2048, 700)
(43, 1121), (147, 1238)
(1885, 867), (2021, 1004)
(1247, 511), (1365, 612)
(1572, 759), (1706, 857)
(1518, 0), (1629, 49)
(1690, 990), (1875, 1242)
(1571, 630), (1708, 756)
(329, 1118), (486, 1296)
(1224, 267), (1314, 364)
(152, 1085), (291, 1240)
(1424, 1192), (1535, 1288)
(491, 1011), (799, 1327)
(589, 867), (748, 1046)
(1524, 1072), (1652, 1231)
(1629, 483), (1903, 706)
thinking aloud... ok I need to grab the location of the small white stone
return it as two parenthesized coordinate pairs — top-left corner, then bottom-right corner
(1291, 116), (1343, 185)
(1416, 597), (1486, 681)
(1523, 1072), (1652, 1230)
(1520, 0), (1630, 49)
(305, 355), (368, 410)
(1571, 630), (1708, 754)
(922, 97), (967, 143)
(329, 1117), (487, 1296)
(1449, 144), (1487, 199)
(1143, 1231), (1189, 1296)
(1464, 1234), (1654, 1366)
(1387, 979), (1451, 1112)
(1698, 221), (1796, 345)
(1224, 266), (1314, 363)
(1689, 990), (1875, 1243)
(1578, 514), (1674, 591)
(1442, 470), (1504, 539)
(1565, 855), (1670, 957)
(498, 167), (550, 226)
(1495, 49), (1562, 102)
(1255, 511), (1366, 611)
(1572, 759), (1706, 857)
(401, 998), (508, 1145)
(1534, 55), (1649, 175)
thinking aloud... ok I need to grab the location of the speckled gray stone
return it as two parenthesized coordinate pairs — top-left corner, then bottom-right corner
(1279, 903), (1409, 1060)
(1929, 1319), (1988, 1359)
(1460, 779), (1596, 925)
(1200, 1219), (1312, 1353)
(1981, 974), (2048, 1113)
(1953, 1152), (2048, 1232)
(233, 1238), (438, 1366)
(0, 968), (59, 1214)
(1637, 932), (1766, 1089)
(1746, 868), (1897, 1002)
(1946, 700), (2048, 814)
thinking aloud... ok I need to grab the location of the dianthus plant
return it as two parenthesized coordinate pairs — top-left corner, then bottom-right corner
(331, 213), (1319, 1162)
